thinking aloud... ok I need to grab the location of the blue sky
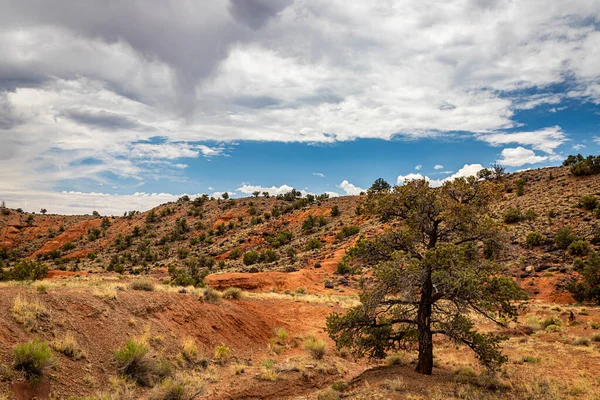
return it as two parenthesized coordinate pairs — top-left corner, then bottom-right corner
(1, 1), (599, 214)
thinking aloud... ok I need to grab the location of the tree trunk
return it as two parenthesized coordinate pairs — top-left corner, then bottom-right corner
(416, 268), (433, 375)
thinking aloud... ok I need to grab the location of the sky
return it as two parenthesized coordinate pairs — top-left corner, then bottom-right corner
(0, 0), (599, 215)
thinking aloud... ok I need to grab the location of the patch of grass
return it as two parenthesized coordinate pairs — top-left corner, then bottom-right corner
(35, 284), (48, 293)
(572, 337), (591, 346)
(148, 372), (204, 400)
(13, 338), (53, 382)
(589, 321), (599, 330)
(129, 280), (155, 291)
(51, 333), (85, 360)
(274, 327), (288, 345)
(214, 345), (230, 364)
(521, 355), (541, 364)
(383, 377), (406, 392)
(304, 336), (327, 360)
(454, 367), (507, 391)
(545, 324), (561, 333)
(181, 337), (198, 362)
(260, 359), (277, 381)
(93, 287), (118, 300)
(590, 333), (600, 342)
(542, 316), (561, 328)
(12, 295), (48, 332)
(317, 388), (341, 400)
(222, 287), (243, 300)
(385, 352), (406, 366)
(114, 338), (169, 386)
(202, 287), (223, 304)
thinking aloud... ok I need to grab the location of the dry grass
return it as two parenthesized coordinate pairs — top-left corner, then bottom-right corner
(304, 336), (327, 360)
(181, 337), (198, 362)
(51, 333), (85, 360)
(12, 295), (49, 332)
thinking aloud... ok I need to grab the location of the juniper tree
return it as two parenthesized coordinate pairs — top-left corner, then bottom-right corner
(326, 178), (525, 375)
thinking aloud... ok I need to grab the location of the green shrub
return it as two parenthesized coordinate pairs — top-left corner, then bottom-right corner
(542, 316), (561, 328)
(306, 237), (322, 250)
(330, 205), (340, 217)
(129, 280), (155, 291)
(114, 339), (156, 386)
(214, 345), (230, 364)
(516, 178), (525, 196)
(526, 232), (545, 247)
(62, 242), (75, 251)
(227, 248), (242, 260)
(503, 208), (522, 223)
(336, 225), (360, 240)
(555, 227), (576, 250)
(524, 209), (537, 221)
(336, 261), (352, 275)
(222, 287), (243, 300)
(243, 251), (260, 266)
(5, 260), (48, 281)
(578, 195), (598, 210)
(568, 240), (590, 256)
(13, 339), (52, 382)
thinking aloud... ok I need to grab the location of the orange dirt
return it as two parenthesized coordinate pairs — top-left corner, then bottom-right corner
(32, 219), (102, 257)
(206, 246), (356, 294)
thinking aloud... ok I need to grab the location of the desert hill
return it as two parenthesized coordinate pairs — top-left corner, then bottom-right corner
(1, 164), (600, 399)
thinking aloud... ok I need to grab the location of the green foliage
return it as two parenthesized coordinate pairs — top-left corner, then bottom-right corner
(503, 208), (523, 223)
(368, 178), (391, 194)
(568, 154), (600, 176)
(327, 178), (526, 375)
(563, 154), (585, 166)
(268, 230), (293, 248)
(3, 260), (48, 281)
(304, 337), (327, 360)
(330, 205), (340, 217)
(335, 261), (352, 275)
(568, 240), (591, 256)
(336, 225), (359, 240)
(228, 248), (242, 259)
(168, 257), (211, 287)
(243, 251), (260, 266)
(203, 287), (222, 304)
(305, 237), (322, 250)
(129, 280), (155, 291)
(555, 227), (576, 250)
(114, 339), (163, 386)
(578, 194), (598, 210)
(568, 251), (600, 304)
(515, 178), (526, 196)
(13, 338), (52, 382)
(302, 214), (327, 233)
(526, 232), (545, 247)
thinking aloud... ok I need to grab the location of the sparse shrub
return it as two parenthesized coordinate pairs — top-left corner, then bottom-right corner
(572, 337), (590, 346)
(503, 208), (523, 223)
(260, 359), (277, 381)
(516, 178), (525, 196)
(578, 194), (598, 210)
(51, 334), (84, 360)
(330, 206), (340, 217)
(203, 287), (222, 304)
(129, 280), (155, 291)
(591, 333), (600, 342)
(542, 316), (561, 328)
(336, 225), (359, 240)
(454, 367), (506, 390)
(568, 240), (590, 256)
(214, 345), (230, 364)
(13, 339), (52, 382)
(304, 336), (327, 360)
(228, 248), (242, 259)
(306, 237), (322, 250)
(62, 242), (75, 251)
(555, 227), (576, 250)
(274, 328), (288, 345)
(181, 338), (198, 362)
(268, 230), (293, 248)
(243, 251), (260, 266)
(545, 324), (561, 333)
(114, 338), (164, 386)
(318, 388), (341, 400)
(385, 353), (406, 366)
(4, 260), (48, 281)
(524, 208), (537, 221)
(335, 261), (352, 275)
(521, 355), (541, 364)
(222, 287), (243, 300)
(149, 372), (204, 400)
(568, 251), (600, 304)
(526, 232), (545, 247)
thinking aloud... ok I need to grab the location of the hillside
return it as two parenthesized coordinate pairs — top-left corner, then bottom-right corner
(1, 165), (600, 399)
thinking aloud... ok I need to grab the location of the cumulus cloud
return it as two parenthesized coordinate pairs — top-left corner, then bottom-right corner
(237, 184), (295, 196)
(572, 144), (586, 150)
(434, 165), (444, 170)
(477, 126), (566, 154)
(415, 165), (422, 171)
(1, 1), (599, 212)
(338, 180), (365, 195)
(397, 164), (485, 187)
(497, 147), (548, 167)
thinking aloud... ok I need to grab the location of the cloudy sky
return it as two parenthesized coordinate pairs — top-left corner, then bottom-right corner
(1, 0), (599, 214)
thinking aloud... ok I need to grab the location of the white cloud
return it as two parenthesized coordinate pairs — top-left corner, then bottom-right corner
(572, 144), (586, 151)
(129, 143), (224, 159)
(415, 165), (422, 171)
(0, 190), (202, 215)
(397, 164), (485, 187)
(236, 184), (296, 196)
(497, 147), (548, 167)
(434, 165), (444, 170)
(313, 172), (326, 178)
(337, 180), (365, 195)
(477, 126), (566, 154)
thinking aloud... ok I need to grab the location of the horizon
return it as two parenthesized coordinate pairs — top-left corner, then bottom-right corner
(1, 1), (599, 215)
